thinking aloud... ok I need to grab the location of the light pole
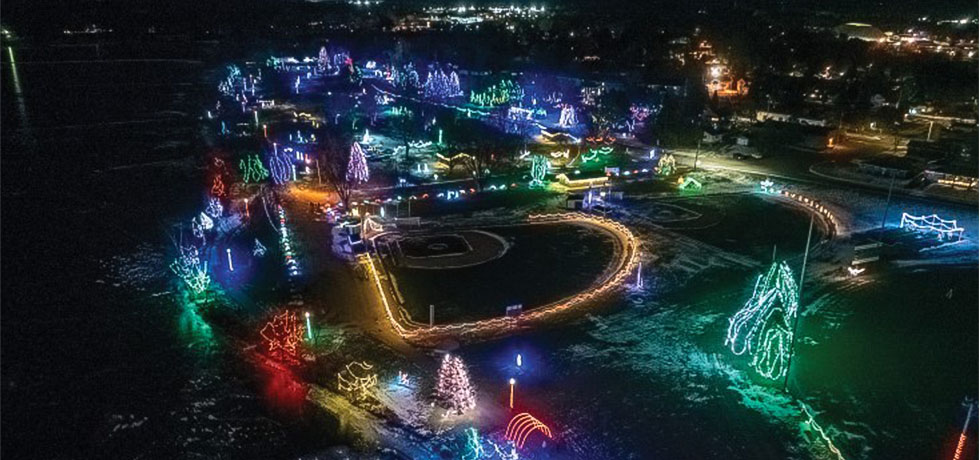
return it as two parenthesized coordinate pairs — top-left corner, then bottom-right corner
(509, 378), (516, 409)
(693, 136), (702, 172)
(783, 214), (814, 393)
(243, 198), (249, 219)
(880, 174), (896, 233)
(954, 401), (974, 460)
(226, 248), (234, 272)
(305, 312), (313, 341)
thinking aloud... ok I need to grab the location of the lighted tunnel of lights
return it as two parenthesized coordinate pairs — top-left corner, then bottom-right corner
(361, 212), (638, 343)
(505, 412), (553, 449)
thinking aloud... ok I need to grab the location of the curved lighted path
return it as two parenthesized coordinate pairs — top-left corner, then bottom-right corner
(361, 212), (639, 344)
(763, 186), (842, 238)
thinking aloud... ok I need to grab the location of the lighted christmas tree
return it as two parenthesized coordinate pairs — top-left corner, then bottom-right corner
(347, 142), (370, 184)
(317, 46), (329, 73)
(397, 62), (421, 90)
(435, 354), (477, 415)
(423, 67), (462, 99)
(724, 261), (799, 380)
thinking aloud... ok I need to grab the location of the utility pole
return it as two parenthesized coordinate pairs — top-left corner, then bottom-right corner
(783, 214), (814, 393)
(316, 158), (322, 185)
(693, 135), (702, 172)
(893, 82), (905, 155)
(879, 174), (896, 234)
(954, 401), (974, 460)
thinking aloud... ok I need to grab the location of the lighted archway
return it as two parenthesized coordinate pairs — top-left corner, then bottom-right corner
(505, 412), (553, 449)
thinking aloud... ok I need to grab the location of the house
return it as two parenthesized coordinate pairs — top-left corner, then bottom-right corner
(645, 78), (688, 97)
(702, 127), (725, 144)
(796, 125), (838, 151)
(721, 143), (763, 159)
(923, 165), (979, 190)
(755, 122), (837, 152)
(855, 155), (919, 179)
(756, 111), (792, 123)
(797, 116), (830, 127)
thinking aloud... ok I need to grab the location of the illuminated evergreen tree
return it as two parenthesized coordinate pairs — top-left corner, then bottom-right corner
(435, 354), (477, 415)
(347, 142), (369, 184)
(317, 46), (329, 73)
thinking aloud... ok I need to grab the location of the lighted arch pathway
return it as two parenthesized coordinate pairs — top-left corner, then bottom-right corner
(361, 212), (639, 344)
(505, 412), (553, 449)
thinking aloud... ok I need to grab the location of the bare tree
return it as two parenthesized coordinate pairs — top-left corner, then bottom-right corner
(318, 135), (356, 211)
(448, 118), (520, 191)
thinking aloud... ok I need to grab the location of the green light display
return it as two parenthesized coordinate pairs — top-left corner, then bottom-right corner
(239, 154), (269, 183)
(725, 261), (799, 380)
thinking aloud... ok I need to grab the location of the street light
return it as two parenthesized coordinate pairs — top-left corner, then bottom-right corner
(226, 248), (234, 272)
(305, 312), (313, 340)
(509, 378), (516, 409)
